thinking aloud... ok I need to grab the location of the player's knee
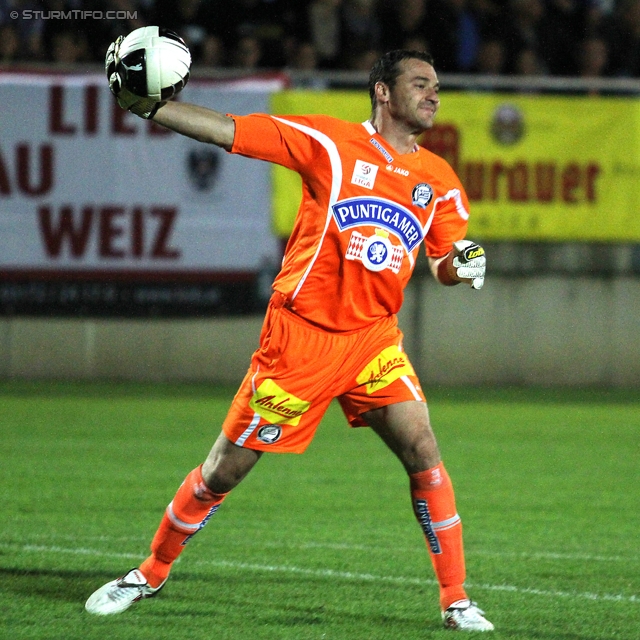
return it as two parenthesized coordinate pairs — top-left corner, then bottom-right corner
(201, 442), (261, 493)
(201, 462), (241, 494)
(399, 430), (441, 474)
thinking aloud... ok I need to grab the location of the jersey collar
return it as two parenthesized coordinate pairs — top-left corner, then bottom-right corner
(362, 120), (419, 154)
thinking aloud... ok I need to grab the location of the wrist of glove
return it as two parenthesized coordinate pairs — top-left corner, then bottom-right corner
(105, 37), (161, 119)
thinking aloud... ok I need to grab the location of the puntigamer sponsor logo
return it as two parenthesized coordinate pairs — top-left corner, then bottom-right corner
(332, 197), (424, 253)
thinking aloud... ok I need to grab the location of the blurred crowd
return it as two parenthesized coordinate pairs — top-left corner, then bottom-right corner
(2, 0), (640, 78)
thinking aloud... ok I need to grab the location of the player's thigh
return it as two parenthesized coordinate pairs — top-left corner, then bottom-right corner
(337, 325), (426, 426)
(221, 369), (332, 454)
(221, 306), (340, 454)
(337, 329), (439, 472)
(363, 400), (441, 474)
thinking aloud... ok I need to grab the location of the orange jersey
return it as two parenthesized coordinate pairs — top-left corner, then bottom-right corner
(231, 114), (470, 332)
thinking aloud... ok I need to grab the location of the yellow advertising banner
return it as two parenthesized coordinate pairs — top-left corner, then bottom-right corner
(271, 91), (640, 241)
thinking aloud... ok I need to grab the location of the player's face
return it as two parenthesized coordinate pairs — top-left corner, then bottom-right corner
(387, 58), (440, 133)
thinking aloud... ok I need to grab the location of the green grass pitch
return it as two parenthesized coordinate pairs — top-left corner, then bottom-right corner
(0, 381), (638, 639)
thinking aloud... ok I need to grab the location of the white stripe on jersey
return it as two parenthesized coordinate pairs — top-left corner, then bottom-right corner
(235, 412), (261, 447)
(431, 188), (470, 223)
(401, 375), (422, 401)
(272, 117), (343, 302)
(421, 188), (470, 242)
(235, 369), (261, 446)
(362, 120), (376, 135)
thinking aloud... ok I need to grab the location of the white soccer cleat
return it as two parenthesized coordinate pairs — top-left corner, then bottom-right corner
(85, 568), (165, 615)
(442, 599), (494, 632)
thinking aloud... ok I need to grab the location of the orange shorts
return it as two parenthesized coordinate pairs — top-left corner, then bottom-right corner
(221, 293), (426, 453)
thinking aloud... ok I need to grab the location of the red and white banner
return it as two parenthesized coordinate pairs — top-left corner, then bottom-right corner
(0, 73), (281, 281)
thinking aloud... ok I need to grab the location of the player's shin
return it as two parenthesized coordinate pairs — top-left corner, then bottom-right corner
(139, 465), (227, 587)
(410, 462), (467, 610)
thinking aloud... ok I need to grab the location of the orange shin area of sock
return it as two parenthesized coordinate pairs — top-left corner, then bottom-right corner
(174, 466), (227, 520)
(139, 555), (172, 588)
(138, 466), (228, 588)
(410, 462), (467, 610)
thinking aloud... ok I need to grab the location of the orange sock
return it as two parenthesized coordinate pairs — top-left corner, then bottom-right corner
(139, 465), (227, 588)
(410, 461), (467, 610)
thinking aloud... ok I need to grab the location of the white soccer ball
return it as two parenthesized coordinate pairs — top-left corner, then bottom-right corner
(116, 26), (191, 101)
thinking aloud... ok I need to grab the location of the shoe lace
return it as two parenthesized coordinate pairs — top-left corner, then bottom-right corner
(463, 604), (486, 619)
(109, 580), (144, 603)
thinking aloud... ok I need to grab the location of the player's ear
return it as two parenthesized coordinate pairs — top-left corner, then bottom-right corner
(375, 81), (390, 105)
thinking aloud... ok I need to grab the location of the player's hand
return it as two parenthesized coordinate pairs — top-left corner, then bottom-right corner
(105, 37), (161, 119)
(452, 240), (486, 290)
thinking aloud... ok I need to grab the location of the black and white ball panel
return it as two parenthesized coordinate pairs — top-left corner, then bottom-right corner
(116, 26), (191, 101)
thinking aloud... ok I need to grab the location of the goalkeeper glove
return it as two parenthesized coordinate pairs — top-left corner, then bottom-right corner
(105, 37), (161, 119)
(452, 240), (486, 290)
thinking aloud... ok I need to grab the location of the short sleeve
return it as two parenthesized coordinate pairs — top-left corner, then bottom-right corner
(231, 113), (323, 175)
(424, 186), (470, 257)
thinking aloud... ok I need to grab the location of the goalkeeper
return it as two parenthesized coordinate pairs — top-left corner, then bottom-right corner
(86, 44), (492, 632)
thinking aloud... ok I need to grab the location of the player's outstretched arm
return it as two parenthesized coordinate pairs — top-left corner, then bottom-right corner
(152, 101), (236, 150)
(429, 240), (486, 290)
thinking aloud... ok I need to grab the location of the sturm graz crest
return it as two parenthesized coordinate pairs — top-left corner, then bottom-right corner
(257, 425), (282, 444)
(412, 183), (434, 209)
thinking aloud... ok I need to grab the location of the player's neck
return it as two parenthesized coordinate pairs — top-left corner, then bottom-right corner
(368, 117), (420, 155)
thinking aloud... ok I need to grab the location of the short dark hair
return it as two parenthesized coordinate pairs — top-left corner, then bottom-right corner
(368, 50), (435, 110)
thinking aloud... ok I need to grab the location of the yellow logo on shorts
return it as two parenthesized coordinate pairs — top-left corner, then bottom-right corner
(356, 345), (415, 394)
(249, 379), (311, 426)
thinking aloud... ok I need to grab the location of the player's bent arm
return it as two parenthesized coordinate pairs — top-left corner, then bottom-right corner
(429, 254), (454, 285)
(152, 100), (236, 150)
(429, 254), (459, 286)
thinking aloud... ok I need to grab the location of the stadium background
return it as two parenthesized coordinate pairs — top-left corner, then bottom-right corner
(1, 77), (639, 387)
(1, 7), (639, 640)
(1, 1), (639, 388)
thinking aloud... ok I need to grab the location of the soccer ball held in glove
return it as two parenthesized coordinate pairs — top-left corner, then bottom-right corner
(105, 26), (191, 118)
